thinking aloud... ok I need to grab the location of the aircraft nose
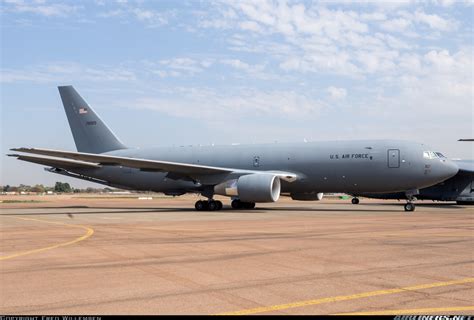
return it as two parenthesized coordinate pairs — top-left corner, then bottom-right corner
(437, 159), (459, 180)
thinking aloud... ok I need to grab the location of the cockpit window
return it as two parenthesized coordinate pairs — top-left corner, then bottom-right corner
(423, 151), (439, 159)
(435, 152), (446, 158)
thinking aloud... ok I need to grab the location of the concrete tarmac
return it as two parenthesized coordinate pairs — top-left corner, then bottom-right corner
(1, 195), (473, 314)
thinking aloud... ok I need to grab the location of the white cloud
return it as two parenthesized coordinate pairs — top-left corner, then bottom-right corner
(201, 2), (415, 78)
(198, 18), (233, 29)
(156, 57), (213, 76)
(360, 12), (386, 21)
(327, 86), (347, 99)
(423, 49), (472, 77)
(219, 59), (272, 79)
(239, 20), (264, 33)
(125, 87), (325, 119)
(220, 59), (259, 72)
(1, 63), (136, 83)
(95, 4), (174, 27)
(414, 10), (456, 31)
(435, 0), (455, 7)
(98, 9), (124, 18)
(398, 53), (422, 73)
(6, 2), (80, 17)
(279, 51), (362, 76)
(220, 59), (251, 70)
(152, 70), (168, 78)
(376, 33), (412, 50)
(132, 8), (168, 26)
(380, 18), (412, 32)
(194, 2), (472, 123)
(365, 47), (472, 117)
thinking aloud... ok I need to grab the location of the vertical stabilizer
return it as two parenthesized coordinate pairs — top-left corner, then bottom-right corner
(58, 86), (126, 154)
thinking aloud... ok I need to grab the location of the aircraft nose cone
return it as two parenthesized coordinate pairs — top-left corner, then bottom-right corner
(439, 160), (459, 180)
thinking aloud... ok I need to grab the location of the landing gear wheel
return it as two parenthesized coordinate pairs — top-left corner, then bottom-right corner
(244, 202), (256, 209)
(208, 201), (218, 211)
(231, 199), (241, 209)
(352, 198), (360, 205)
(195, 200), (205, 211)
(404, 203), (415, 212)
(215, 200), (223, 210)
(231, 200), (255, 209)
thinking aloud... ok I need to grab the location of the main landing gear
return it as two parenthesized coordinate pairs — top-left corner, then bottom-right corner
(231, 199), (256, 209)
(195, 200), (223, 211)
(194, 199), (256, 211)
(351, 198), (360, 205)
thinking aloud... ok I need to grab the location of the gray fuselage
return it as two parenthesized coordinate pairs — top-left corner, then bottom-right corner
(69, 139), (458, 196)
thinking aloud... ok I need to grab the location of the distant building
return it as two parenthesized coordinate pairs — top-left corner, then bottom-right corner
(109, 191), (132, 194)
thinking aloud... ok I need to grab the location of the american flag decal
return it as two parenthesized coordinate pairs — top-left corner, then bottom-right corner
(79, 107), (88, 114)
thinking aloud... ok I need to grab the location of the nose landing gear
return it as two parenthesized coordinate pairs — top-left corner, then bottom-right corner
(404, 190), (418, 212)
(404, 202), (415, 212)
(351, 198), (360, 204)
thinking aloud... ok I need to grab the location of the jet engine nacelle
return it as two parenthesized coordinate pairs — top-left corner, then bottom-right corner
(214, 174), (281, 203)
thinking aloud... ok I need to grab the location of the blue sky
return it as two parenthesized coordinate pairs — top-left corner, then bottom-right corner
(1, 0), (473, 187)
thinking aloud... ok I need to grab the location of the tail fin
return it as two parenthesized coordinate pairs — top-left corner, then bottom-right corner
(58, 85), (127, 154)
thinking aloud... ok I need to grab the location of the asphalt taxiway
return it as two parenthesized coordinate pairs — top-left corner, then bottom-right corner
(1, 195), (472, 314)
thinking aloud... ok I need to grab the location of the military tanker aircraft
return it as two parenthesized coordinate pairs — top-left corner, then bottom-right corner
(9, 86), (459, 211)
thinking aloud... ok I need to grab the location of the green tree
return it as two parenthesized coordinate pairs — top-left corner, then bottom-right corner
(31, 184), (45, 193)
(7, 186), (18, 192)
(18, 184), (31, 192)
(63, 183), (72, 193)
(54, 182), (72, 193)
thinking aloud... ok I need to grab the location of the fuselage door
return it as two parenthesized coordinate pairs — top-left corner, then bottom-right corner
(387, 149), (400, 168)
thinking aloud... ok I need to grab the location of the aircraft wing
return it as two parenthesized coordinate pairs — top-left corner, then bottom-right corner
(8, 154), (101, 169)
(10, 148), (299, 183)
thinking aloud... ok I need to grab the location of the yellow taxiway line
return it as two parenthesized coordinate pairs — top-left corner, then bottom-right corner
(0, 216), (94, 261)
(218, 277), (474, 315)
(337, 306), (474, 315)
